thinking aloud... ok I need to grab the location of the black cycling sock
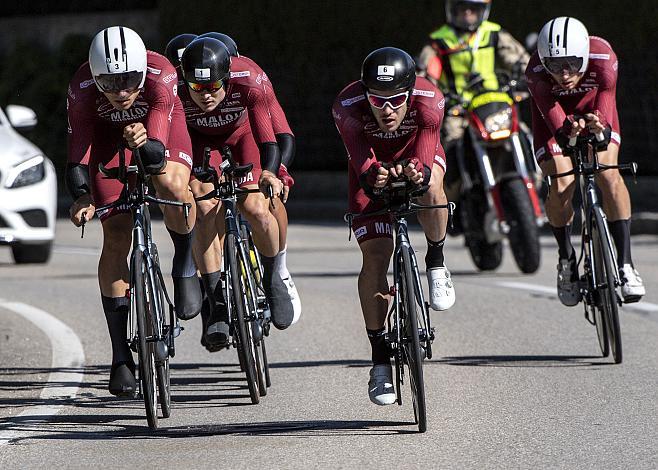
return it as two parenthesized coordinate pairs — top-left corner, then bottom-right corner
(551, 224), (575, 260)
(101, 295), (132, 365)
(261, 254), (276, 286)
(167, 228), (197, 278)
(201, 271), (222, 303)
(425, 236), (446, 269)
(608, 219), (633, 268)
(201, 270), (228, 322)
(367, 328), (391, 365)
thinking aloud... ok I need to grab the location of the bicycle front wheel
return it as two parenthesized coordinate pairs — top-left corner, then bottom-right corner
(400, 246), (427, 433)
(133, 252), (158, 429)
(592, 207), (622, 364)
(226, 234), (260, 404)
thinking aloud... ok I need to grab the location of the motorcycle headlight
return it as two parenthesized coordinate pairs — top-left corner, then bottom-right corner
(484, 108), (512, 134)
(5, 155), (46, 188)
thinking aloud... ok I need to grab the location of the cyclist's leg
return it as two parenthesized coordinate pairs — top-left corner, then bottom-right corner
(537, 136), (581, 306)
(151, 143), (202, 320)
(188, 140), (229, 347)
(595, 140), (644, 299)
(417, 161), (455, 311)
(90, 133), (136, 396)
(356, 223), (396, 405)
(269, 190), (301, 324)
(229, 130), (296, 329)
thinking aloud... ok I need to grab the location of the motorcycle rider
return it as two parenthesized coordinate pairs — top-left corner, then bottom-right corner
(418, 0), (530, 200)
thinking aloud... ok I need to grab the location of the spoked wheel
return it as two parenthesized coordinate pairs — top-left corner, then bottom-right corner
(592, 208), (622, 364)
(253, 331), (268, 396)
(241, 223), (271, 393)
(151, 250), (171, 419)
(226, 234), (260, 404)
(261, 338), (271, 388)
(590, 302), (610, 358)
(400, 246), (427, 433)
(156, 360), (171, 418)
(133, 253), (158, 429)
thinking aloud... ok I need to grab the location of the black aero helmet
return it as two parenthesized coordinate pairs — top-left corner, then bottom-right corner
(181, 37), (231, 85)
(361, 47), (416, 92)
(198, 32), (239, 57)
(164, 33), (198, 67)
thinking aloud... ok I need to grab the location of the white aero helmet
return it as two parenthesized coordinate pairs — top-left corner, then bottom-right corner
(89, 26), (147, 92)
(537, 17), (590, 74)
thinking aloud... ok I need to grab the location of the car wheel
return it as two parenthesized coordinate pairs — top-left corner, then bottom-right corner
(12, 241), (52, 264)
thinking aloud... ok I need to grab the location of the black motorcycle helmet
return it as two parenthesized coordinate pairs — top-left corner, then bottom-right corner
(361, 47), (416, 92)
(180, 37), (231, 86)
(164, 33), (197, 67)
(198, 32), (239, 57)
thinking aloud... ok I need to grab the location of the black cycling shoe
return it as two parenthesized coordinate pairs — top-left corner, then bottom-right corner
(109, 361), (136, 398)
(206, 321), (230, 349)
(264, 272), (295, 330)
(173, 275), (203, 320)
(205, 302), (230, 350)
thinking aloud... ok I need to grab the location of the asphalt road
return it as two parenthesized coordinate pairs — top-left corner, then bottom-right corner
(0, 219), (656, 469)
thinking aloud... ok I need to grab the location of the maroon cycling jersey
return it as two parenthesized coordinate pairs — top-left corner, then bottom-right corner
(332, 76), (446, 178)
(67, 51), (184, 165)
(178, 55), (277, 145)
(525, 36), (619, 140)
(239, 55), (293, 136)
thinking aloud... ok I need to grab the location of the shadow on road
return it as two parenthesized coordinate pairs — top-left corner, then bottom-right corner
(433, 354), (606, 368)
(2, 418), (416, 443)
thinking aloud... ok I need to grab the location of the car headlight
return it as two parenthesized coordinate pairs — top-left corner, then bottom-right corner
(5, 155), (45, 188)
(484, 108), (512, 134)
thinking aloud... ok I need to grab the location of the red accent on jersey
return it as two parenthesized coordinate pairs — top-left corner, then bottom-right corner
(239, 56), (293, 136)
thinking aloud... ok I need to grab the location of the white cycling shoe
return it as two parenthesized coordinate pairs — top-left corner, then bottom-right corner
(427, 267), (456, 311)
(284, 275), (302, 325)
(619, 264), (645, 303)
(368, 364), (396, 406)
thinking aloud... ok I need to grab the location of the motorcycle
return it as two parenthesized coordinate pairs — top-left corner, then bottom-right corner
(446, 74), (545, 273)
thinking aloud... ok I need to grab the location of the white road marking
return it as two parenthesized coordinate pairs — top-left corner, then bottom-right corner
(498, 281), (658, 314)
(53, 245), (99, 256)
(0, 300), (85, 445)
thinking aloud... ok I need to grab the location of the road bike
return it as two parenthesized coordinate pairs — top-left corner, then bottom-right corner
(195, 147), (272, 402)
(91, 146), (190, 428)
(552, 132), (637, 364)
(346, 176), (453, 432)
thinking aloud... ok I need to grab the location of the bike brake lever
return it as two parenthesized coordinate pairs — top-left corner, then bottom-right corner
(183, 203), (191, 229)
(448, 202), (456, 230)
(267, 185), (275, 209)
(80, 214), (87, 239)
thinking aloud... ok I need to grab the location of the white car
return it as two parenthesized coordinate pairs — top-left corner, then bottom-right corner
(0, 105), (57, 263)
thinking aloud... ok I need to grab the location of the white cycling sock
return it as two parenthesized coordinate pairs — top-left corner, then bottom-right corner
(274, 245), (291, 279)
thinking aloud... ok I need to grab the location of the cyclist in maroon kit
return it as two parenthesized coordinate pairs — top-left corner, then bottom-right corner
(66, 27), (201, 396)
(177, 37), (296, 348)
(333, 47), (456, 406)
(526, 17), (645, 306)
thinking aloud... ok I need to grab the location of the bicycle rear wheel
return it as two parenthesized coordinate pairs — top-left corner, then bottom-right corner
(592, 207), (622, 364)
(400, 246), (427, 433)
(133, 252), (158, 429)
(226, 234), (260, 403)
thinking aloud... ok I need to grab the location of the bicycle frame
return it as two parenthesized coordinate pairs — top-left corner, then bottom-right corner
(551, 136), (636, 316)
